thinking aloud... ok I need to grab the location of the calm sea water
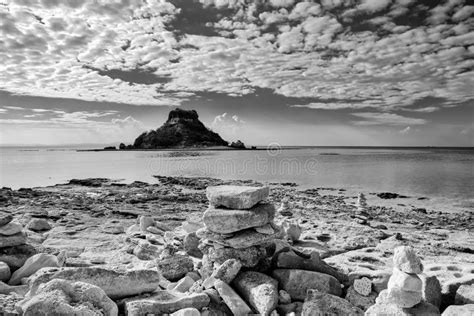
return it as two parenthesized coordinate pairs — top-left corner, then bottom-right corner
(1, 147), (473, 211)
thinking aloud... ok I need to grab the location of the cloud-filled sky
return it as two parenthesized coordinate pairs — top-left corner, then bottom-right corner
(0, 0), (473, 146)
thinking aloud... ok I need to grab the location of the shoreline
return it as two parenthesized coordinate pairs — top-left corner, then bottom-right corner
(2, 175), (472, 215)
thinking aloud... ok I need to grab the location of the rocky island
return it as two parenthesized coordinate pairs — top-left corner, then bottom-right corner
(130, 109), (229, 149)
(0, 177), (473, 315)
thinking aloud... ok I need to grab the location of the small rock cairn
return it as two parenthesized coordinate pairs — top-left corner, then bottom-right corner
(196, 185), (280, 271)
(366, 246), (441, 315)
(0, 215), (27, 251)
(0, 215), (26, 284)
(356, 193), (368, 212)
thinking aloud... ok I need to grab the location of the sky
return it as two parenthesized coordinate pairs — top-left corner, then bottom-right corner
(0, 0), (473, 147)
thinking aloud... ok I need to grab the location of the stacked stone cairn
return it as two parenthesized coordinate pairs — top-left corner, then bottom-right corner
(356, 193), (368, 212)
(197, 185), (279, 273)
(193, 185), (359, 315)
(366, 246), (441, 315)
(0, 215), (26, 252)
(0, 215), (27, 285)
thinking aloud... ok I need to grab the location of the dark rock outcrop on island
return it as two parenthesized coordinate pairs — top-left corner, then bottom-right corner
(230, 140), (246, 149)
(132, 109), (228, 149)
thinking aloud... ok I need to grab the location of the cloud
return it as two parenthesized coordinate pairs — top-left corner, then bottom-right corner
(111, 116), (144, 130)
(0, 111), (147, 144)
(211, 112), (246, 139)
(399, 126), (411, 134)
(292, 101), (378, 110)
(404, 106), (440, 113)
(357, 0), (392, 12)
(3, 106), (25, 110)
(452, 5), (474, 21)
(352, 112), (427, 126)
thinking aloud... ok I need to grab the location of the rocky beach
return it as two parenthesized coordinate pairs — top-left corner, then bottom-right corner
(0, 176), (472, 315)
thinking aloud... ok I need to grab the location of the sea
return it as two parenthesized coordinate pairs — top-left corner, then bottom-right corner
(1, 146), (473, 212)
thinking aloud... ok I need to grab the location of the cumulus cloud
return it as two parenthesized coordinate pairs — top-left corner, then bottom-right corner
(211, 112), (246, 139)
(357, 0), (392, 12)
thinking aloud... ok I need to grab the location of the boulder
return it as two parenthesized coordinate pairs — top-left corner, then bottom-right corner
(0, 292), (22, 316)
(184, 232), (203, 258)
(386, 286), (423, 308)
(353, 277), (372, 296)
(157, 254), (194, 281)
(214, 279), (252, 316)
(27, 267), (161, 299)
(154, 221), (172, 232)
(393, 246), (423, 274)
(0, 222), (22, 236)
(147, 226), (163, 235)
(0, 244), (37, 270)
(197, 227), (282, 249)
(0, 262), (11, 282)
(272, 269), (342, 301)
(344, 286), (377, 311)
(366, 300), (440, 316)
(442, 304), (474, 316)
(455, 284), (474, 304)
(0, 281), (28, 296)
(17, 279), (118, 316)
(9, 253), (60, 285)
(126, 224), (141, 236)
(302, 289), (363, 316)
(133, 240), (162, 260)
(255, 223), (275, 235)
(206, 185), (269, 209)
(273, 250), (348, 284)
(421, 275), (442, 308)
(388, 268), (422, 292)
(139, 216), (155, 232)
(0, 214), (13, 226)
(205, 245), (267, 268)
(172, 276), (196, 293)
(203, 203), (275, 234)
(0, 233), (27, 248)
(212, 259), (242, 284)
(440, 274), (474, 309)
(182, 221), (204, 234)
(124, 290), (209, 315)
(233, 271), (278, 315)
(171, 307), (201, 316)
(26, 219), (51, 232)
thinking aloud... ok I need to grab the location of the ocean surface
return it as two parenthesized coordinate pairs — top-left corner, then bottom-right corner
(1, 146), (473, 211)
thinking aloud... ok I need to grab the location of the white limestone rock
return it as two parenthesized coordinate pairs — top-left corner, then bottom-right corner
(206, 185), (269, 209)
(393, 246), (423, 274)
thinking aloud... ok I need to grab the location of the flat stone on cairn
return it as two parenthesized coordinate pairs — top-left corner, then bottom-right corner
(206, 185), (269, 209)
(202, 203), (275, 234)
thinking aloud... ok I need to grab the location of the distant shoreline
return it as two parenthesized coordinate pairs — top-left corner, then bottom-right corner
(75, 146), (474, 152)
(2, 145), (473, 151)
